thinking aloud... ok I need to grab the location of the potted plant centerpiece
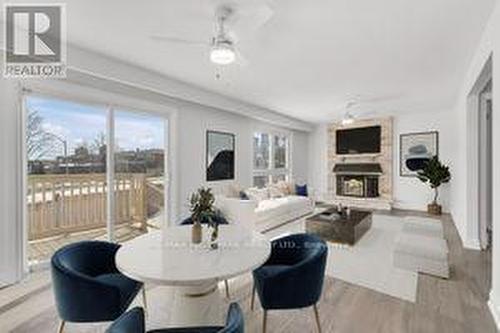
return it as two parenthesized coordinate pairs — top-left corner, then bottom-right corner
(189, 187), (220, 248)
(417, 156), (451, 215)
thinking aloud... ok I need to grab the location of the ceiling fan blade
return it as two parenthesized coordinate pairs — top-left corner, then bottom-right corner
(355, 93), (406, 104)
(227, 2), (275, 40)
(235, 49), (248, 66)
(150, 35), (209, 47)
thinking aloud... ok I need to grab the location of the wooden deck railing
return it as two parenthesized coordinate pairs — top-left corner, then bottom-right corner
(27, 173), (147, 241)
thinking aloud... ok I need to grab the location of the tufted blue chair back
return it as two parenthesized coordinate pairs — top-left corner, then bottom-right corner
(106, 303), (244, 333)
(54, 241), (120, 277)
(253, 233), (328, 310)
(51, 241), (142, 323)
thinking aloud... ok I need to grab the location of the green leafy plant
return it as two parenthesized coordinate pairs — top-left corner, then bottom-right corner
(189, 187), (215, 224)
(189, 187), (223, 249)
(417, 156), (451, 205)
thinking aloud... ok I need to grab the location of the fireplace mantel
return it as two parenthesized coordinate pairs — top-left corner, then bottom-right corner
(333, 163), (383, 175)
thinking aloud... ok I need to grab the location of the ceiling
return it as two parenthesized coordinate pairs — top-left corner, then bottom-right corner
(6, 0), (497, 123)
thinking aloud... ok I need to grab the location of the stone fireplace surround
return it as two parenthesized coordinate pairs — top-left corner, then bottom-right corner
(327, 117), (393, 210)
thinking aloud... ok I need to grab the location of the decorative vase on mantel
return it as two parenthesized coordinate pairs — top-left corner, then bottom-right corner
(192, 219), (202, 244)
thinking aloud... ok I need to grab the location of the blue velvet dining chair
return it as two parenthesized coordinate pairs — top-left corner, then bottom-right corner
(251, 233), (328, 333)
(51, 241), (146, 333)
(106, 302), (244, 333)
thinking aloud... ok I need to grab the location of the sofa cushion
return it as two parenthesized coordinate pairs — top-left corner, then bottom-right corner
(256, 196), (312, 223)
(256, 198), (290, 221)
(245, 187), (269, 203)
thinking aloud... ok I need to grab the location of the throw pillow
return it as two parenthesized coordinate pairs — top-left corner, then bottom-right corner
(268, 184), (285, 198)
(245, 187), (269, 203)
(295, 184), (308, 197)
(276, 180), (292, 195)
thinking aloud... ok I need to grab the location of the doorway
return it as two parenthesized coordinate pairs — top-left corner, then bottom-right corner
(478, 81), (493, 250)
(466, 55), (493, 299)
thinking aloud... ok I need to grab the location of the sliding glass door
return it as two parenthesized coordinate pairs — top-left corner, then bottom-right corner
(113, 109), (166, 241)
(24, 95), (168, 265)
(25, 96), (108, 264)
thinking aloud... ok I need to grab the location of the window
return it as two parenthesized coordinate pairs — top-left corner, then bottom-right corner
(253, 132), (290, 187)
(253, 133), (270, 170)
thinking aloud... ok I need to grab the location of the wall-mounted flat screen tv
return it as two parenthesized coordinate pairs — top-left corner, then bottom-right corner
(336, 125), (381, 155)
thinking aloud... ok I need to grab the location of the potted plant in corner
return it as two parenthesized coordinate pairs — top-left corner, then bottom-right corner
(189, 187), (217, 246)
(417, 156), (451, 215)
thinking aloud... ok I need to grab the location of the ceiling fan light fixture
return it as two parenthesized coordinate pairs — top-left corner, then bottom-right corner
(341, 112), (355, 126)
(210, 43), (236, 65)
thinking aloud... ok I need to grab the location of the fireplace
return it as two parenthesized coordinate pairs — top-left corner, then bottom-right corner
(336, 175), (379, 198)
(333, 163), (382, 198)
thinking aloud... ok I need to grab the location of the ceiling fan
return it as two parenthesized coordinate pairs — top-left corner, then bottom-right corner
(334, 93), (405, 125)
(151, 3), (273, 66)
(341, 100), (357, 126)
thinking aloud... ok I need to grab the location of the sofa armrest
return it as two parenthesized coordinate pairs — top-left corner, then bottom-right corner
(216, 197), (258, 230)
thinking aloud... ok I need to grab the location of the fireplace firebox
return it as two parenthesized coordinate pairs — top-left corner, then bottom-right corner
(333, 163), (382, 198)
(336, 175), (379, 198)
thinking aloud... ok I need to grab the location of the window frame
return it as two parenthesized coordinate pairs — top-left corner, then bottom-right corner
(252, 130), (291, 187)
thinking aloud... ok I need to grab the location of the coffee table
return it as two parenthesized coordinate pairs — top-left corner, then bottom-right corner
(306, 207), (372, 245)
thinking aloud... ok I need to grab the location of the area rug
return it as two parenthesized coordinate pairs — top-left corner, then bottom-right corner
(324, 214), (418, 302)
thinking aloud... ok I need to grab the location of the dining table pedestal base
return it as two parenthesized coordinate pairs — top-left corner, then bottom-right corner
(169, 280), (224, 327)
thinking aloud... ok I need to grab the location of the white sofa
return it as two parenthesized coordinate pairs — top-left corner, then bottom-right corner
(214, 183), (314, 233)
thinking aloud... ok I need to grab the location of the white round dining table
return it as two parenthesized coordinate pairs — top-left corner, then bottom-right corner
(115, 225), (271, 327)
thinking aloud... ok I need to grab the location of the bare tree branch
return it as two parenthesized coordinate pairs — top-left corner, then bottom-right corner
(26, 109), (59, 160)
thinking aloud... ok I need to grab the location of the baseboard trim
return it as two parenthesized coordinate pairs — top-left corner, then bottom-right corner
(488, 296), (500, 331)
(0, 271), (17, 288)
(463, 237), (482, 250)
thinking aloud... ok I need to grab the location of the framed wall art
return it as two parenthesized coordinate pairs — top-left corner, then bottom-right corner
(400, 131), (438, 177)
(206, 130), (235, 181)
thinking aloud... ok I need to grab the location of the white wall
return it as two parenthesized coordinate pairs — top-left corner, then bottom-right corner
(449, 1), (500, 328)
(392, 111), (457, 212)
(292, 131), (309, 184)
(176, 102), (309, 218)
(308, 124), (328, 198)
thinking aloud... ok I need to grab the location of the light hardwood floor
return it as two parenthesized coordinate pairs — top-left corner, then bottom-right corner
(0, 211), (497, 333)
